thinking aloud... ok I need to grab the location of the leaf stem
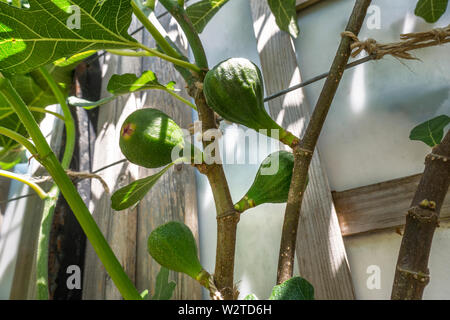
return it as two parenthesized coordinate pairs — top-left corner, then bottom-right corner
(159, 0), (209, 70)
(38, 67), (75, 169)
(29, 107), (66, 122)
(165, 88), (197, 110)
(0, 169), (48, 199)
(0, 126), (37, 155)
(36, 185), (58, 299)
(0, 73), (142, 300)
(131, 0), (183, 60)
(106, 49), (155, 57)
(136, 43), (201, 73)
(33, 66), (77, 299)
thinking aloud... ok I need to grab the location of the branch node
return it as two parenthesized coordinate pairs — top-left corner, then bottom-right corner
(407, 205), (438, 224)
(396, 266), (430, 285)
(216, 209), (240, 222)
(426, 152), (450, 163)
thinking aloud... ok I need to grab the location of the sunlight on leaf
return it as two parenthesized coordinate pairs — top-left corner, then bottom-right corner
(415, 0), (449, 23)
(0, 0), (138, 75)
(267, 0), (299, 38)
(409, 115), (450, 147)
(67, 96), (117, 110)
(107, 71), (172, 94)
(69, 71), (178, 109)
(111, 162), (173, 211)
(53, 50), (97, 67)
(186, 0), (230, 33)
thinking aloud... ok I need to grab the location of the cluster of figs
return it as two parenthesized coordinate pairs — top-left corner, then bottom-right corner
(118, 58), (307, 287)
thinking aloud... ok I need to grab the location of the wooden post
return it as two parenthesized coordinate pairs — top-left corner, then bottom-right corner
(249, 0), (355, 299)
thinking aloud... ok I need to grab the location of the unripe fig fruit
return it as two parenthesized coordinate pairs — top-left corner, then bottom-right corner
(147, 221), (203, 280)
(234, 151), (307, 212)
(119, 108), (184, 168)
(203, 58), (298, 146)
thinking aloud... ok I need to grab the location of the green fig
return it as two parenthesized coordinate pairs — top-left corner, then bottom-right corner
(147, 221), (203, 280)
(234, 151), (308, 212)
(119, 108), (184, 168)
(203, 58), (298, 146)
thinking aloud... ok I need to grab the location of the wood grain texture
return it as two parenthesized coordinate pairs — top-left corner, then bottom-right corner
(135, 7), (200, 300)
(250, 0), (355, 299)
(296, 0), (326, 11)
(81, 19), (141, 298)
(82, 10), (200, 299)
(333, 174), (450, 237)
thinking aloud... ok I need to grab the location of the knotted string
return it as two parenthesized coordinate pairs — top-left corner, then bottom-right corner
(342, 24), (450, 60)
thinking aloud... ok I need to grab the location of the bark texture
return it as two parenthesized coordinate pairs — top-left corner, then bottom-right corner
(391, 130), (450, 299)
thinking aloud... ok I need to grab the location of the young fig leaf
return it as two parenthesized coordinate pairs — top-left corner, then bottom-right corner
(151, 266), (176, 300)
(68, 71), (178, 109)
(119, 108), (185, 168)
(67, 96), (117, 110)
(409, 115), (450, 147)
(111, 163), (173, 211)
(186, 0), (230, 33)
(415, 0), (449, 23)
(268, 0), (300, 38)
(234, 151), (308, 213)
(269, 276), (314, 300)
(203, 58), (298, 146)
(0, 0), (138, 75)
(107, 71), (175, 95)
(147, 221), (204, 280)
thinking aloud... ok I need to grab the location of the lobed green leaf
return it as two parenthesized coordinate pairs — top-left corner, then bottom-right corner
(0, 0), (138, 75)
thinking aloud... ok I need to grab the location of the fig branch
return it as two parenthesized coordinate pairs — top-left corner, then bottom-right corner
(158, 0), (239, 300)
(391, 130), (450, 299)
(277, 0), (373, 284)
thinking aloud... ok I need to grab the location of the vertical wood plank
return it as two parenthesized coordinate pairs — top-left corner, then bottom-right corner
(82, 8), (200, 299)
(82, 16), (142, 300)
(135, 7), (201, 300)
(249, 0), (355, 299)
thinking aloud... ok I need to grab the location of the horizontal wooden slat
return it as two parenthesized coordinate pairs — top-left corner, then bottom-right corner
(296, 0), (325, 11)
(333, 174), (450, 236)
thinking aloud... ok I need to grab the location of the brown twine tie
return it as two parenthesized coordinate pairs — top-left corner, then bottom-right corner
(342, 24), (450, 60)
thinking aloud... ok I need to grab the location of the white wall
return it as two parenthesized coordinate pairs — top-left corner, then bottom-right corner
(194, 0), (299, 300)
(294, 0), (450, 299)
(195, 0), (450, 299)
